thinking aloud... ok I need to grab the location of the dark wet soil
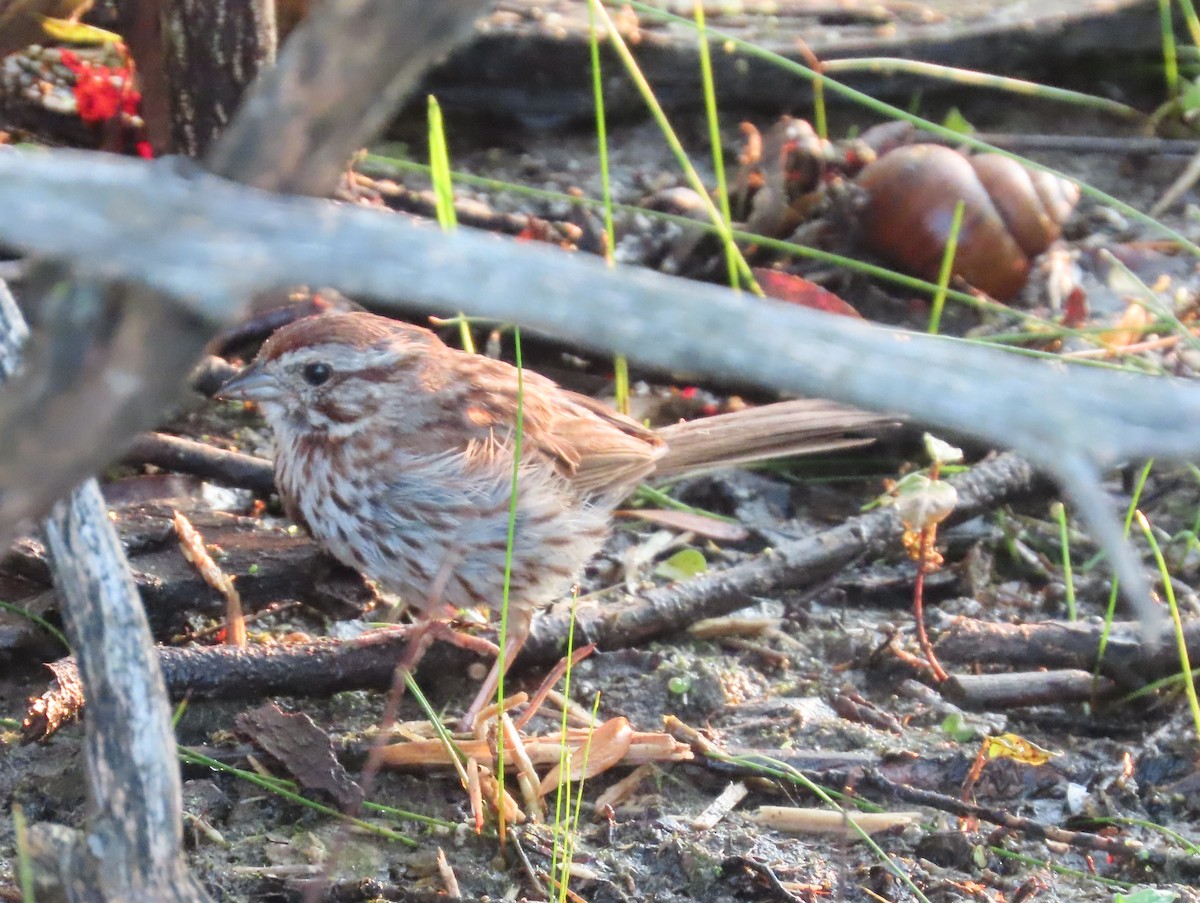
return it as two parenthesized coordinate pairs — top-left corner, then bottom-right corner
(6, 4), (1200, 901)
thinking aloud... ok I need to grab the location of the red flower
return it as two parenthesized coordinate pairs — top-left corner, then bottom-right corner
(58, 49), (141, 125)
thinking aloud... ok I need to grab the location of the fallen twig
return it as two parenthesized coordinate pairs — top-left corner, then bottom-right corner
(943, 669), (1116, 709)
(22, 453), (1043, 741)
(530, 452), (1040, 652)
(934, 615), (1200, 687)
(123, 433), (275, 495)
(858, 768), (1200, 877)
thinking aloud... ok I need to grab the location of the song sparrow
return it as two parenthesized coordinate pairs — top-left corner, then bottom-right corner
(219, 311), (890, 726)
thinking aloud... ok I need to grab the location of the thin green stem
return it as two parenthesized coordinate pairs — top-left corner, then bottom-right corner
(13, 804), (34, 903)
(1104, 249), (1200, 348)
(617, 0), (1200, 259)
(1136, 509), (1200, 739)
(631, 484), (740, 523)
(989, 846), (1132, 890)
(1051, 501), (1078, 621)
(497, 326), (525, 814)
(402, 671), (472, 772)
(1089, 816), (1200, 854)
(549, 592), (578, 898)
(426, 95), (457, 233)
(587, 6), (630, 413)
(1177, 0), (1200, 50)
(589, 0), (761, 294)
(0, 598), (69, 650)
(927, 199), (964, 335)
(693, 0), (739, 291)
(820, 57), (1145, 121)
(1094, 460), (1152, 680)
(612, 354), (630, 415)
(587, 6), (616, 260)
(711, 751), (933, 903)
(1161, 0), (1181, 97)
(177, 748), (420, 843)
(428, 95), (476, 354)
(561, 693), (603, 902)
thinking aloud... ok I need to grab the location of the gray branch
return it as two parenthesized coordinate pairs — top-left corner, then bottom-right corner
(0, 151), (1195, 468)
(0, 149), (1197, 622)
(0, 0), (490, 546)
(42, 483), (209, 901)
(0, 1), (490, 898)
(0, 281), (207, 900)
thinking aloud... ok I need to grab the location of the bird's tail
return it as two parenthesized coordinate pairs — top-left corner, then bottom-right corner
(653, 398), (896, 479)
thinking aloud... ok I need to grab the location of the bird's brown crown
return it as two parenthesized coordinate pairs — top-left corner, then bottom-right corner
(260, 312), (434, 361)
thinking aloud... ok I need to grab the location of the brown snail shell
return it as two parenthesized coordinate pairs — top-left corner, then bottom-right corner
(855, 144), (1080, 301)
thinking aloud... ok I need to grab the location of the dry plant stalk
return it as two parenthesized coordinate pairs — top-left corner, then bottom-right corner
(435, 847), (460, 897)
(692, 781), (750, 830)
(592, 762), (656, 813)
(749, 806), (923, 836)
(501, 712), (544, 819)
(172, 509), (245, 647)
(379, 717), (691, 798)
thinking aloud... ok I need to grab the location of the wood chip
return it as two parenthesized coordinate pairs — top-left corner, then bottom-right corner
(692, 781), (749, 830)
(592, 762), (656, 814)
(749, 806), (922, 836)
(173, 509), (245, 647)
(688, 615), (782, 639)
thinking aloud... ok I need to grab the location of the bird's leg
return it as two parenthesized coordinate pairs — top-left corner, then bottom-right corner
(459, 613), (532, 732)
(392, 618), (439, 678)
(424, 620), (500, 658)
(388, 619), (500, 678)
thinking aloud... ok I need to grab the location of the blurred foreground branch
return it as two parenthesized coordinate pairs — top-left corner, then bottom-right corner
(0, 153), (1195, 466)
(0, 0), (488, 897)
(0, 150), (1197, 620)
(0, 0), (487, 543)
(1, 280), (208, 899)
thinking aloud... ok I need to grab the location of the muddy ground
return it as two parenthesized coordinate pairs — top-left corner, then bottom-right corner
(6, 5), (1200, 901)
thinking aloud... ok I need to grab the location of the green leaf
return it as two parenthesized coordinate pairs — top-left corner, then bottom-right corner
(1113, 889), (1179, 903)
(941, 107), (975, 135)
(940, 712), (977, 742)
(924, 433), (964, 465)
(894, 474), (958, 531)
(655, 548), (707, 581)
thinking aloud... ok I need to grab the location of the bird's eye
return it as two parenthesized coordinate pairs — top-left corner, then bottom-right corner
(302, 362), (332, 386)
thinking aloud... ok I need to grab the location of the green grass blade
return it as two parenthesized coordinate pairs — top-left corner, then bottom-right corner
(693, 0), (740, 291)
(587, 0), (630, 413)
(927, 199), (964, 335)
(617, 0), (1200, 259)
(13, 804), (34, 903)
(1162, 0), (1181, 97)
(1094, 460), (1152, 679)
(590, 0), (761, 294)
(0, 598), (69, 651)
(821, 57), (1145, 121)
(1176, 0), (1200, 49)
(177, 747), (421, 843)
(1136, 509), (1200, 739)
(1051, 501), (1078, 621)
(496, 325), (525, 810)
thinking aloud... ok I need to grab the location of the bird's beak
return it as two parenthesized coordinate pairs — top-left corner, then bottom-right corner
(217, 362), (282, 403)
